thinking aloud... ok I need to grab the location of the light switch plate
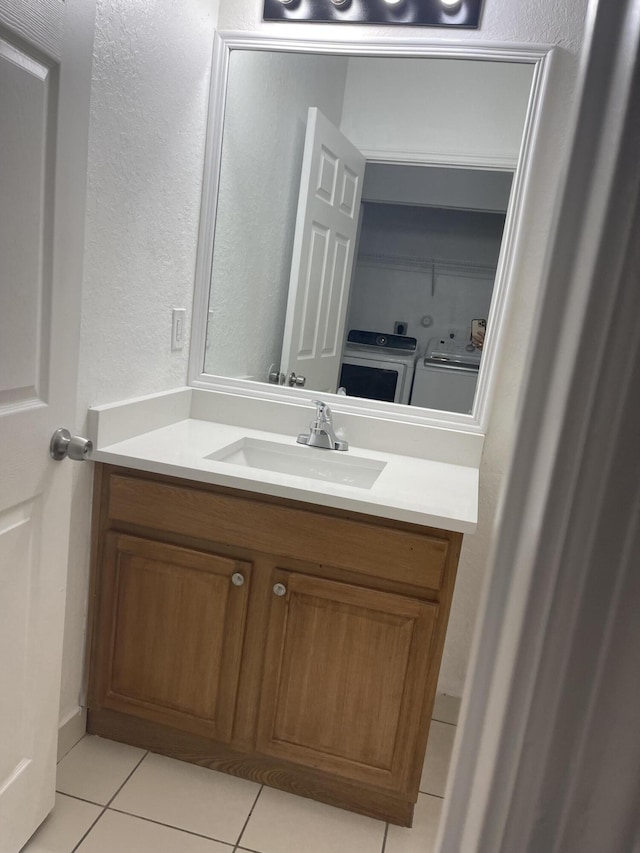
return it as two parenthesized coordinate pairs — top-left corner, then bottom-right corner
(171, 309), (186, 351)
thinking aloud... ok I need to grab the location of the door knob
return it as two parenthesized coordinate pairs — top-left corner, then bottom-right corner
(287, 372), (306, 387)
(49, 428), (93, 461)
(231, 572), (245, 586)
(273, 583), (287, 597)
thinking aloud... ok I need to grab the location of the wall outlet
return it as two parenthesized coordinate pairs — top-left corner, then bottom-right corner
(171, 309), (186, 351)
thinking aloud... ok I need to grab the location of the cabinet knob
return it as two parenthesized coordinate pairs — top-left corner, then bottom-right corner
(231, 572), (245, 587)
(273, 582), (287, 597)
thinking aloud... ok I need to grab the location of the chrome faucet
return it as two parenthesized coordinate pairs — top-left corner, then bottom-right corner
(297, 400), (348, 451)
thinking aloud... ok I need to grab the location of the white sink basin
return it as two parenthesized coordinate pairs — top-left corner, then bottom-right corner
(206, 437), (386, 489)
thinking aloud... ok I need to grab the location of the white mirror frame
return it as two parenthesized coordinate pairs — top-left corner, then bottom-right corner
(189, 32), (554, 435)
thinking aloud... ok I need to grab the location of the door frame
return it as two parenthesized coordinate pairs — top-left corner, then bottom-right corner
(439, 0), (640, 849)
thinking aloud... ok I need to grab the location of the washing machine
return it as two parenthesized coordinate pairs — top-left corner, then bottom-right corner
(339, 330), (418, 404)
(411, 338), (481, 414)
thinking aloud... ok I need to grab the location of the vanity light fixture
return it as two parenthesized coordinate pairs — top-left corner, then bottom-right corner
(263, 0), (482, 27)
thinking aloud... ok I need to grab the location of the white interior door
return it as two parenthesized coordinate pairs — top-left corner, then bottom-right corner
(280, 108), (365, 393)
(0, 1), (95, 850)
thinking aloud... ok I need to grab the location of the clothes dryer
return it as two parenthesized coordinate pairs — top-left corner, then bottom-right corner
(339, 330), (417, 404)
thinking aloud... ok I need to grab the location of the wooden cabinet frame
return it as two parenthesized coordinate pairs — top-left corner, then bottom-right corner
(93, 533), (251, 741)
(256, 570), (438, 793)
(86, 464), (463, 826)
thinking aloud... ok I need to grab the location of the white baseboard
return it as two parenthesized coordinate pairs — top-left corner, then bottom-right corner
(57, 706), (87, 762)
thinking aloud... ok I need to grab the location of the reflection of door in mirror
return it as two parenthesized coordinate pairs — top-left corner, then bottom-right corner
(203, 49), (533, 414)
(281, 119), (509, 405)
(278, 108), (365, 393)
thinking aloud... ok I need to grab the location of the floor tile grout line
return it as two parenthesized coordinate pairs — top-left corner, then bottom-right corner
(69, 807), (107, 853)
(55, 790), (105, 808)
(104, 749), (149, 808)
(105, 805), (236, 847)
(68, 749), (150, 853)
(233, 784), (264, 851)
(381, 821), (390, 853)
(58, 734), (450, 851)
(418, 790), (445, 799)
(56, 733), (87, 767)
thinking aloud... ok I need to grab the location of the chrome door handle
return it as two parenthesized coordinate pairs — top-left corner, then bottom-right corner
(231, 572), (245, 586)
(287, 372), (306, 387)
(273, 583), (287, 597)
(49, 428), (93, 461)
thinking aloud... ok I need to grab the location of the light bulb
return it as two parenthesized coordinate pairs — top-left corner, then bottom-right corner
(384, 0), (404, 5)
(331, 0), (351, 6)
(440, 0), (462, 8)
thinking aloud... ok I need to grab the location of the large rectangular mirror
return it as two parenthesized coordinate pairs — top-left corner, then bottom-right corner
(190, 35), (551, 432)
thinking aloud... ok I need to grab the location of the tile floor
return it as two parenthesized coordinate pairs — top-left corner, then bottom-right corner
(22, 696), (458, 853)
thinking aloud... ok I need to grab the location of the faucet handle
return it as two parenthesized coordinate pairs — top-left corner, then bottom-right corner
(312, 399), (331, 421)
(297, 399), (347, 451)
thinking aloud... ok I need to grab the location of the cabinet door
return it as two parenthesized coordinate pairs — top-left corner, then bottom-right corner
(94, 533), (251, 741)
(256, 571), (437, 793)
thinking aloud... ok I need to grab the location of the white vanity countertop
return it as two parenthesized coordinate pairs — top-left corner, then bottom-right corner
(91, 416), (478, 533)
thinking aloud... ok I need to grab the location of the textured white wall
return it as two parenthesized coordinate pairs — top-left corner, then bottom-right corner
(340, 57), (533, 163)
(59, 0), (219, 727)
(215, 0), (591, 697)
(205, 50), (348, 380)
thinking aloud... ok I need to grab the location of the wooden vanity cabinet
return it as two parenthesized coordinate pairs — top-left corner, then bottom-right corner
(256, 570), (438, 793)
(87, 464), (463, 826)
(91, 532), (251, 743)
